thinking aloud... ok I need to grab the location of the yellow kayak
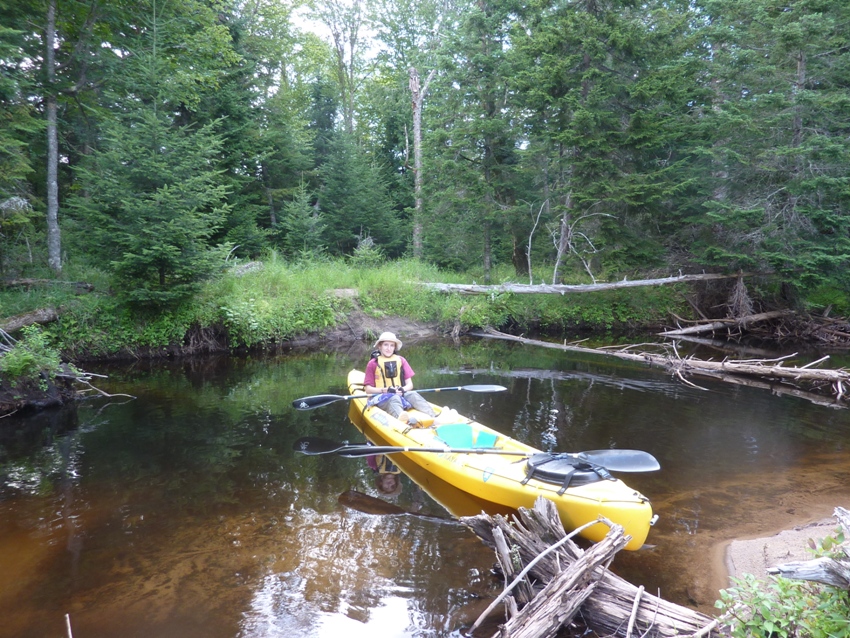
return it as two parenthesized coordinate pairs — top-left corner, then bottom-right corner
(346, 369), (656, 550)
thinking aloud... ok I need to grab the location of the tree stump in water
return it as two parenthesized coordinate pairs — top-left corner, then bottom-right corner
(462, 498), (721, 638)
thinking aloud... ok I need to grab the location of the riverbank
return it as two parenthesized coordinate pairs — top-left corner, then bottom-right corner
(722, 517), (838, 583)
(0, 374), (79, 417)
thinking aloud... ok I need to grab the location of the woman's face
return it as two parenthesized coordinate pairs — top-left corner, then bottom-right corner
(378, 341), (396, 356)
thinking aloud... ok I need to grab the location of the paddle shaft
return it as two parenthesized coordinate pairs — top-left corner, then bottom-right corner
(335, 444), (530, 458)
(293, 436), (660, 472)
(291, 384), (506, 410)
(342, 444), (660, 471)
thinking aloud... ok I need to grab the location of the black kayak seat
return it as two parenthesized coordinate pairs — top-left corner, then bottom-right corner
(523, 453), (608, 494)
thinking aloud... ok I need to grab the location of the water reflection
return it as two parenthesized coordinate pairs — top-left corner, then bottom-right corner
(1, 340), (850, 637)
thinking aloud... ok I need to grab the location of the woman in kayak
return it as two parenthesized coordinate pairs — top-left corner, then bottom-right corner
(363, 331), (437, 426)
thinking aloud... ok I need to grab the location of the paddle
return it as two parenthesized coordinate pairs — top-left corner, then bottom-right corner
(292, 436), (661, 472)
(291, 384), (508, 411)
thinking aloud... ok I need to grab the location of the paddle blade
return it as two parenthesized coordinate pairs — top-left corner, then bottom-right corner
(461, 384), (508, 392)
(578, 449), (660, 472)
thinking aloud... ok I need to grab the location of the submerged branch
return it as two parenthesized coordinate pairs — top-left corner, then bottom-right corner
(474, 328), (849, 408)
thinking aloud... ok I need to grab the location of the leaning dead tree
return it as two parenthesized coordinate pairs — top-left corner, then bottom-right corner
(475, 328), (850, 408)
(462, 498), (720, 638)
(766, 506), (850, 589)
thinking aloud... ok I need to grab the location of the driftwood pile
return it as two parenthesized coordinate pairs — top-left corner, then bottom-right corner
(662, 311), (850, 349)
(766, 506), (850, 590)
(462, 498), (720, 638)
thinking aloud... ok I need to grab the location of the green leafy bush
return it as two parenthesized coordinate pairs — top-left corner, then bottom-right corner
(0, 326), (63, 382)
(716, 531), (850, 638)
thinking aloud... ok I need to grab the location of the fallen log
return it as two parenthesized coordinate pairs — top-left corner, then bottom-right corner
(421, 272), (748, 295)
(462, 498), (721, 638)
(659, 310), (794, 337)
(0, 307), (59, 333)
(474, 328), (850, 407)
(1, 278), (93, 291)
(0, 278), (94, 292)
(766, 506), (850, 589)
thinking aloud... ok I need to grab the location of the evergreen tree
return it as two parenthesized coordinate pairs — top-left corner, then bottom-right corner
(319, 133), (403, 256)
(67, 0), (235, 306)
(307, 74), (341, 172)
(505, 0), (708, 280)
(425, 0), (521, 279)
(0, 21), (38, 201)
(0, 18), (41, 273)
(280, 181), (326, 259)
(70, 111), (230, 306)
(698, 0), (850, 292)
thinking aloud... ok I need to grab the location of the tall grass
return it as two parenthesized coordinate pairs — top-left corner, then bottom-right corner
(1, 255), (691, 358)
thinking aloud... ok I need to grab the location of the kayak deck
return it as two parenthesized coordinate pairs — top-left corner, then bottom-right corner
(346, 370), (655, 550)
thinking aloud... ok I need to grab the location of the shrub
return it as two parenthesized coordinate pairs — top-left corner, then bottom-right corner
(0, 326), (64, 383)
(716, 530), (850, 638)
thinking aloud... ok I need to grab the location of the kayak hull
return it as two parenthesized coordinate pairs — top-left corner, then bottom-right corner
(346, 370), (654, 550)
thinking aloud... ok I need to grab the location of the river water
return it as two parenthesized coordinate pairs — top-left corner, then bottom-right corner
(1, 337), (849, 638)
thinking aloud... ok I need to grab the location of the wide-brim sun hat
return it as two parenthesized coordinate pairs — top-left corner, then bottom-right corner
(373, 331), (403, 350)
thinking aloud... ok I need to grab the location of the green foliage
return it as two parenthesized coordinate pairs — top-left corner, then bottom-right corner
(716, 532), (850, 638)
(320, 133), (404, 257)
(0, 22), (40, 198)
(279, 181), (326, 259)
(0, 326), (63, 383)
(348, 236), (385, 268)
(69, 112), (232, 307)
(804, 286), (850, 316)
(62, 0), (243, 308)
(12, 257), (696, 357)
(2, 0), (850, 304)
(0, 19), (41, 275)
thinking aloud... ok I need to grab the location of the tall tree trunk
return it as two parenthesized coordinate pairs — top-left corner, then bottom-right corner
(46, 0), (62, 274)
(408, 67), (434, 260)
(483, 222), (491, 284)
(261, 163), (277, 226)
(787, 50), (806, 223)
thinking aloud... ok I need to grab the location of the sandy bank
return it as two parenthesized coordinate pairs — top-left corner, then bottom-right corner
(717, 513), (841, 587)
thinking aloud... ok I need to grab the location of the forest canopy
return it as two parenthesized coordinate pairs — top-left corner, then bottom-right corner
(1, 0), (848, 309)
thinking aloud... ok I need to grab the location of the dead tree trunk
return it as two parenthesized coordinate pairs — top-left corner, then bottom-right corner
(421, 272), (750, 295)
(409, 67), (435, 260)
(45, 0), (62, 274)
(1, 307), (59, 333)
(659, 310), (793, 336)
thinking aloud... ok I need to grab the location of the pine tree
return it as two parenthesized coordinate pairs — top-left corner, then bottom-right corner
(319, 133), (403, 256)
(67, 0), (235, 306)
(280, 181), (326, 260)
